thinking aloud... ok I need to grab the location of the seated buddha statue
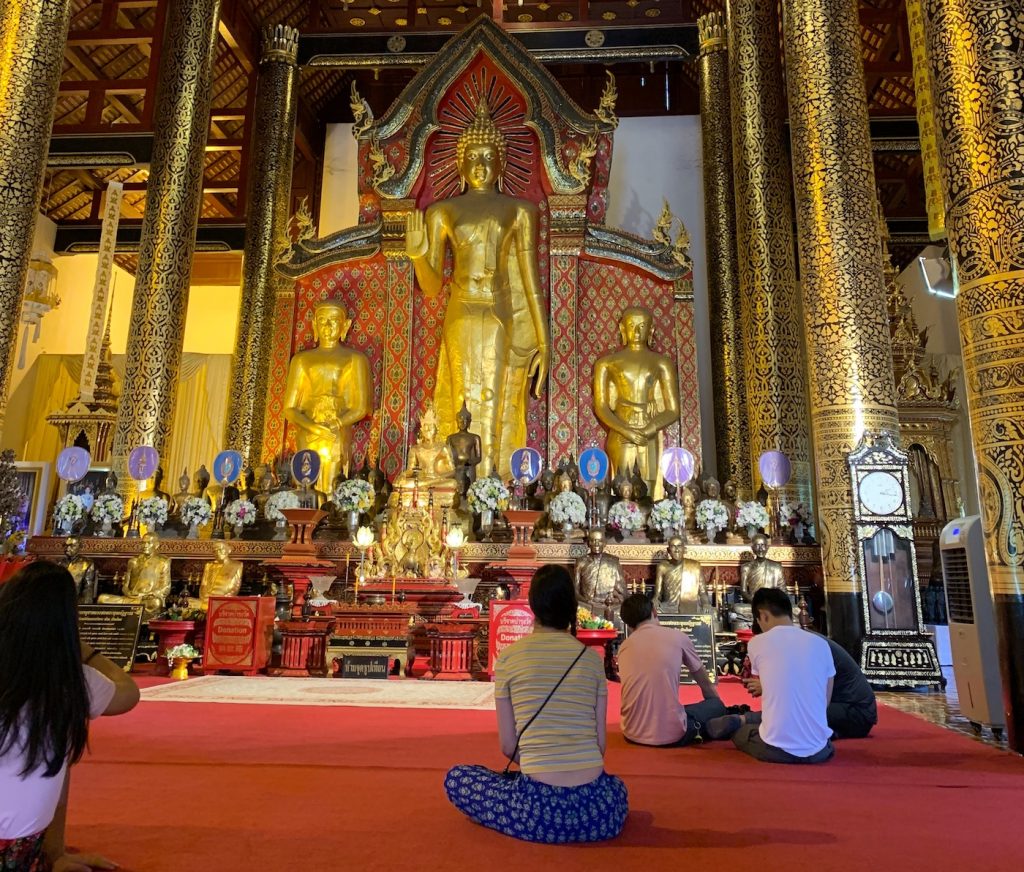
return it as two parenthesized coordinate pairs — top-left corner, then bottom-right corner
(732, 533), (787, 629)
(536, 468), (585, 541)
(188, 541), (244, 610)
(654, 535), (710, 614)
(137, 467), (172, 508)
(393, 402), (456, 507)
(98, 532), (171, 619)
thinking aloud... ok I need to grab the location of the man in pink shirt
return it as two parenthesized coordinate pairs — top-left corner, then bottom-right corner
(617, 594), (728, 746)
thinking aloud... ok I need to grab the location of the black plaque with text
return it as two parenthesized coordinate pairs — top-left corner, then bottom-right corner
(78, 604), (144, 671)
(657, 614), (717, 685)
(340, 654), (391, 679)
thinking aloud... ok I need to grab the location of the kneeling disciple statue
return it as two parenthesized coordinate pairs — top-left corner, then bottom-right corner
(189, 541), (244, 610)
(593, 306), (681, 499)
(282, 301), (373, 492)
(574, 528), (628, 624)
(98, 532), (171, 619)
(654, 535), (709, 615)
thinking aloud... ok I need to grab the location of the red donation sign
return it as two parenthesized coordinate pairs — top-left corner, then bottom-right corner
(488, 600), (535, 676)
(205, 599), (257, 668)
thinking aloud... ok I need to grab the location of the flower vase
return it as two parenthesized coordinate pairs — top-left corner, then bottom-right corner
(171, 657), (191, 681)
(480, 508), (494, 541)
(793, 522), (805, 543)
(233, 523), (244, 539)
(347, 510), (360, 533)
(187, 523), (199, 540)
(561, 520), (574, 536)
(98, 519), (113, 538)
(746, 525), (757, 540)
(273, 518), (287, 540)
(705, 524), (719, 544)
(663, 525), (677, 540)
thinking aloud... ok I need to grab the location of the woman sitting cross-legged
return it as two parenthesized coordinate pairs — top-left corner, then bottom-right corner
(1, 562), (140, 871)
(444, 564), (628, 843)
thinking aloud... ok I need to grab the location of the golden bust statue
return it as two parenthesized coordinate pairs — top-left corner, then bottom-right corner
(98, 532), (171, 619)
(740, 533), (786, 601)
(574, 528), (628, 622)
(593, 306), (681, 499)
(393, 401), (456, 505)
(405, 100), (550, 476)
(189, 541), (244, 610)
(283, 301), (373, 491)
(654, 536), (709, 614)
(61, 536), (97, 604)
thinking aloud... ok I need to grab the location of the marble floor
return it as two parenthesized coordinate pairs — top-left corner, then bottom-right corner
(877, 667), (1010, 750)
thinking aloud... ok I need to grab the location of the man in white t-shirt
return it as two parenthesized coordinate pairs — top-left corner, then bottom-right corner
(706, 587), (835, 763)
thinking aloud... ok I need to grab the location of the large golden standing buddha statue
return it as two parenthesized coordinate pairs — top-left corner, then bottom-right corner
(405, 100), (550, 475)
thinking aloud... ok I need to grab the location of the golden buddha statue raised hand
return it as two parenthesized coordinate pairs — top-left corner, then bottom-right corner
(405, 100), (550, 476)
(654, 536), (709, 614)
(98, 532), (171, 619)
(593, 306), (681, 500)
(283, 301), (373, 491)
(189, 541), (244, 610)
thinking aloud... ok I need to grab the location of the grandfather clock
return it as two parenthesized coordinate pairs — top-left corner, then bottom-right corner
(847, 431), (942, 688)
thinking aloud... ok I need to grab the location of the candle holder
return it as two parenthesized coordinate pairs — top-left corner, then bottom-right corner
(445, 526), (466, 581)
(353, 525), (375, 598)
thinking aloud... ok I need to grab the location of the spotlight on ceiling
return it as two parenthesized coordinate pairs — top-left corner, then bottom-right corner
(917, 248), (958, 300)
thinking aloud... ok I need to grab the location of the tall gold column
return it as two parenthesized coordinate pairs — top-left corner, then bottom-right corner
(225, 24), (300, 466)
(112, 0), (222, 464)
(727, 0), (814, 506)
(783, 0), (901, 651)
(0, 0), (73, 430)
(923, 0), (1024, 750)
(698, 13), (750, 495)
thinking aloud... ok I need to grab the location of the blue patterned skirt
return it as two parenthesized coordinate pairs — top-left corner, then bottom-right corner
(444, 765), (628, 844)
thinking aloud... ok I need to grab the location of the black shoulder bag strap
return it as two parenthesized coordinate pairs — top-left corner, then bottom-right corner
(503, 645), (588, 776)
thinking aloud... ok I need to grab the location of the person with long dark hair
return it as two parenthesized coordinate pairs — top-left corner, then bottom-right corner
(444, 564), (628, 843)
(0, 561), (139, 870)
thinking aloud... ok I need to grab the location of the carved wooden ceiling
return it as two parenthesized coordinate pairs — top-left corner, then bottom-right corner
(45, 0), (927, 271)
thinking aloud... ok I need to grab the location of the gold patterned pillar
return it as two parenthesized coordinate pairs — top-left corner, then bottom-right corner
(783, 0), (901, 651)
(111, 0), (222, 465)
(697, 13), (750, 495)
(922, 0), (1024, 750)
(0, 0), (73, 431)
(727, 0), (814, 507)
(225, 24), (300, 466)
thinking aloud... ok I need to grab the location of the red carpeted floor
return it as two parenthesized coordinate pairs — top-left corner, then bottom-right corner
(66, 680), (1024, 871)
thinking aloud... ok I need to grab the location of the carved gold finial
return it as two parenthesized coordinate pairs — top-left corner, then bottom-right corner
(697, 12), (727, 54)
(291, 196), (316, 243)
(419, 399), (438, 434)
(673, 220), (691, 266)
(595, 70), (619, 129)
(261, 24), (300, 64)
(369, 136), (396, 188)
(569, 130), (599, 191)
(350, 82), (374, 139)
(653, 200), (674, 247)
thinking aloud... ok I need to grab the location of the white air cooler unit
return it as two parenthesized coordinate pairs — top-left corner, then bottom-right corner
(939, 516), (1006, 733)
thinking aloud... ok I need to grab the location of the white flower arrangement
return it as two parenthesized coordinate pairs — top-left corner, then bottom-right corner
(180, 496), (212, 528)
(224, 499), (258, 527)
(54, 494), (86, 528)
(736, 500), (770, 532)
(137, 497), (168, 528)
(90, 493), (124, 525)
(466, 478), (510, 513)
(333, 478), (374, 512)
(781, 501), (812, 526)
(607, 500), (645, 532)
(550, 491), (587, 526)
(265, 490), (300, 522)
(648, 498), (685, 531)
(695, 498), (729, 530)
(166, 643), (200, 662)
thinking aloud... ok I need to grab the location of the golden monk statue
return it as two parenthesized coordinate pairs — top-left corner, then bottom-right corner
(283, 301), (373, 491)
(574, 528), (628, 623)
(593, 306), (681, 499)
(189, 541), (244, 610)
(654, 536), (709, 614)
(740, 533), (786, 601)
(394, 402), (456, 499)
(98, 532), (171, 619)
(405, 100), (550, 476)
(60, 536), (97, 604)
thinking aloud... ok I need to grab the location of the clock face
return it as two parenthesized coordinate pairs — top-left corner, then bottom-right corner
(859, 471), (904, 516)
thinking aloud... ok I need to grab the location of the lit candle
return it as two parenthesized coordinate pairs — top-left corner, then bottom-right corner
(391, 573), (396, 603)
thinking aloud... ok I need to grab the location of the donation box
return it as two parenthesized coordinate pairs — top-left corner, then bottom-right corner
(488, 600), (535, 676)
(204, 596), (275, 675)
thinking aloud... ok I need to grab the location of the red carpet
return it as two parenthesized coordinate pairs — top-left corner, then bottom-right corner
(67, 680), (1023, 871)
